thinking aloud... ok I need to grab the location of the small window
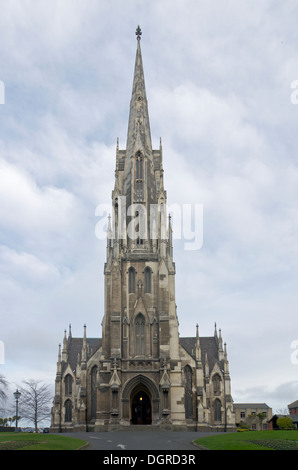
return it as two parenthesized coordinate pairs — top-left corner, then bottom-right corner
(91, 366), (97, 420)
(212, 374), (221, 395)
(136, 152), (143, 179)
(214, 398), (222, 422)
(129, 267), (135, 293)
(65, 399), (72, 422)
(136, 152), (144, 202)
(145, 267), (151, 293)
(65, 374), (73, 395)
(184, 365), (193, 419)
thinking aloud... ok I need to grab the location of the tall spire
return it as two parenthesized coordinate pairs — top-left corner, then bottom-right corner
(126, 26), (152, 157)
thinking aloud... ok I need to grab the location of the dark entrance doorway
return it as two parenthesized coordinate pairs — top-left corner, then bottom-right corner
(131, 390), (152, 425)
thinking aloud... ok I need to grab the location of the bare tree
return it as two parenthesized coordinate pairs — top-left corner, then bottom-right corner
(275, 408), (289, 416)
(19, 379), (52, 432)
(0, 374), (9, 412)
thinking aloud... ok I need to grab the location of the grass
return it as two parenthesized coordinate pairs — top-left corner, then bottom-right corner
(194, 430), (298, 450)
(0, 432), (87, 450)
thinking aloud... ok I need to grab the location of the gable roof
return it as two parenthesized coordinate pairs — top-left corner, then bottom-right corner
(233, 403), (271, 409)
(62, 337), (102, 373)
(62, 335), (222, 374)
(288, 400), (298, 409)
(180, 336), (221, 372)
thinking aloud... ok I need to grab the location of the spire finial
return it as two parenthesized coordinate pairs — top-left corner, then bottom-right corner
(136, 25), (142, 41)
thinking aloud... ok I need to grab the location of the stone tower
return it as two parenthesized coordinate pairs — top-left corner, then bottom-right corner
(50, 27), (235, 432)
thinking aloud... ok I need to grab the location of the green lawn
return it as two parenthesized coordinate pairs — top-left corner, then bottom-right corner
(0, 432), (87, 450)
(194, 430), (298, 450)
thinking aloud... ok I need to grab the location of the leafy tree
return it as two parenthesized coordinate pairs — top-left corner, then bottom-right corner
(257, 412), (267, 430)
(246, 413), (256, 430)
(277, 416), (294, 430)
(0, 417), (8, 427)
(19, 379), (52, 432)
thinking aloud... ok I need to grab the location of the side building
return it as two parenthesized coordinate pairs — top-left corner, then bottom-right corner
(234, 403), (272, 430)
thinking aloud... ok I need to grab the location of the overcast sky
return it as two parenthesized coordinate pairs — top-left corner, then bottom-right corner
(1, 0), (298, 418)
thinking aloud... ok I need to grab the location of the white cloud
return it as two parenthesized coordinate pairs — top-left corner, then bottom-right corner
(0, 157), (75, 231)
(0, 246), (60, 285)
(0, 0), (298, 414)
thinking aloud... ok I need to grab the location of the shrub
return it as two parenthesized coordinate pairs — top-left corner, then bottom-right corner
(277, 416), (294, 430)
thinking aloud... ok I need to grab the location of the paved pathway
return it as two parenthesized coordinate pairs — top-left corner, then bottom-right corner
(60, 431), (219, 450)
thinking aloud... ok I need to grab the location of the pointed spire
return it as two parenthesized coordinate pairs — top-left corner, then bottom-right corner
(107, 214), (112, 249)
(115, 138), (120, 173)
(56, 343), (62, 375)
(195, 324), (202, 365)
(224, 342), (230, 374)
(81, 324), (87, 363)
(62, 330), (67, 362)
(68, 323), (72, 340)
(218, 328), (224, 360)
(167, 214), (173, 258)
(126, 27), (152, 157)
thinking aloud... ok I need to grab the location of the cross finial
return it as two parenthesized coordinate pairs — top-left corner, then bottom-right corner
(136, 25), (142, 41)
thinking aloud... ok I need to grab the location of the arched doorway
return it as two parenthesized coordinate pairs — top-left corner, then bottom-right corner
(121, 374), (160, 425)
(131, 390), (152, 425)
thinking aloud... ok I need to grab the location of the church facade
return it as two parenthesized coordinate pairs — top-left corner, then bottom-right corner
(50, 28), (236, 432)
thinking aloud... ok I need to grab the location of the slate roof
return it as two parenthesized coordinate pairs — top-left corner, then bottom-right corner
(62, 335), (221, 374)
(179, 336), (222, 371)
(62, 337), (102, 373)
(288, 400), (298, 408)
(233, 403), (271, 409)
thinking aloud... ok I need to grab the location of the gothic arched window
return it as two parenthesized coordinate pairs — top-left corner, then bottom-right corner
(135, 313), (145, 355)
(129, 267), (135, 293)
(184, 365), (193, 419)
(136, 153), (143, 179)
(212, 374), (221, 396)
(65, 374), (73, 395)
(65, 399), (72, 422)
(91, 366), (97, 420)
(214, 398), (222, 422)
(136, 152), (143, 202)
(145, 267), (151, 293)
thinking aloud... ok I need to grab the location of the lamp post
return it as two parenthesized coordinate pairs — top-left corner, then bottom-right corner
(13, 389), (21, 433)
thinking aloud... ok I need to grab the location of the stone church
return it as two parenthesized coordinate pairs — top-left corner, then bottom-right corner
(50, 28), (235, 432)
